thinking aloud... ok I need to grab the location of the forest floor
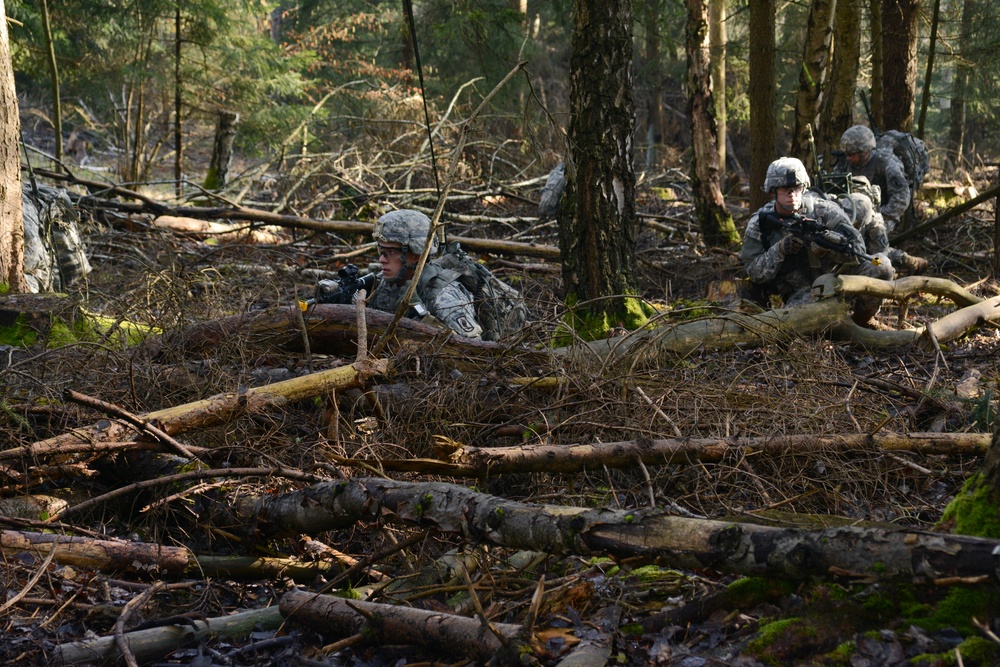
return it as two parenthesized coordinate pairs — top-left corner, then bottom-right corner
(3, 120), (1000, 666)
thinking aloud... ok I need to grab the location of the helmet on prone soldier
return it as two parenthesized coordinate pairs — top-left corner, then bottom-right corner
(373, 209), (439, 256)
(840, 125), (877, 154)
(763, 157), (810, 194)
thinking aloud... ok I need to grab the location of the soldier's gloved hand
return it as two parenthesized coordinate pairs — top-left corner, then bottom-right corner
(809, 242), (832, 257)
(777, 235), (804, 255)
(314, 279), (342, 304)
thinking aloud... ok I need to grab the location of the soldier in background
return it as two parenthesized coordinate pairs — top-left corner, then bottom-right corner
(740, 158), (892, 325)
(835, 126), (928, 274)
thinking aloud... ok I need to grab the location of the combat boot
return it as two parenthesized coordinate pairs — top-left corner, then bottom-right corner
(895, 251), (929, 275)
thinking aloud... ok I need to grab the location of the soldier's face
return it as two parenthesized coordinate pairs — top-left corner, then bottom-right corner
(846, 151), (869, 167)
(378, 243), (419, 281)
(774, 185), (804, 214)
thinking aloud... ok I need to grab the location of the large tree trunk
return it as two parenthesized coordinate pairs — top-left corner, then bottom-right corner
(881, 0), (920, 131)
(748, 0), (776, 211)
(790, 0), (836, 166)
(686, 0), (738, 248)
(560, 0), (642, 335)
(0, 0), (26, 293)
(946, 0), (974, 171)
(819, 0), (862, 164)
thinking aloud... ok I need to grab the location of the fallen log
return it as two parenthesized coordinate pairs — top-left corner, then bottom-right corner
(21, 358), (387, 460)
(1, 529), (345, 581)
(280, 591), (528, 665)
(891, 180), (1000, 244)
(339, 432), (992, 477)
(53, 606), (282, 665)
(224, 477), (1000, 585)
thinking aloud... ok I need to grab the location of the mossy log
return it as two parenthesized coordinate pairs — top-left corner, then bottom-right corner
(347, 432), (991, 477)
(222, 477), (1000, 585)
(281, 591), (528, 666)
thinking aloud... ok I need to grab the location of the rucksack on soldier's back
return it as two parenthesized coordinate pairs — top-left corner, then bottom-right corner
(876, 129), (930, 191)
(432, 242), (528, 342)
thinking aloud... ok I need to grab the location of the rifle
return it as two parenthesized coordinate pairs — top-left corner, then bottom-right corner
(308, 264), (378, 306)
(760, 212), (881, 266)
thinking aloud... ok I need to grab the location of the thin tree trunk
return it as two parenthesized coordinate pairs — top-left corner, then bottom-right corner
(710, 0), (726, 172)
(820, 0), (861, 164)
(946, 0), (973, 171)
(791, 0), (836, 166)
(0, 0), (26, 293)
(915, 0), (940, 139)
(644, 0), (665, 170)
(174, 2), (182, 196)
(205, 110), (239, 189)
(748, 0), (776, 211)
(870, 0), (884, 127)
(39, 0), (62, 165)
(881, 0), (920, 131)
(686, 0), (738, 247)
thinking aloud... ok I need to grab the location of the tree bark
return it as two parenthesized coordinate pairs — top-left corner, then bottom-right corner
(0, 530), (191, 576)
(560, 0), (641, 334)
(0, 0), (26, 293)
(791, 0), (836, 166)
(174, 3), (183, 196)
(820, 0), (862, 164)
(281, 591), (527, 665)
(225, 477), (1000, 585)
(748, 0), (776, 211)
(881, 0), (920, 131)
(686, 0), (738, 248)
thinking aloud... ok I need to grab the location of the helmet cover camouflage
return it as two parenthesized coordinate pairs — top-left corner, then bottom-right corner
(763, 157), (811, 193)
(850, 175), (882, 208)
(840, 125), (877, 153)
(373, 209), (439, 255)
(839, 193), (874, 228)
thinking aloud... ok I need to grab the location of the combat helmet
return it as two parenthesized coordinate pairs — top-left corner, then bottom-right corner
(763, 157), (810, 193)
(373, 209), (438, 256)
(838, 192), (875, 228)
(850, 175), (882, 208)
(840, 125), (877, 154)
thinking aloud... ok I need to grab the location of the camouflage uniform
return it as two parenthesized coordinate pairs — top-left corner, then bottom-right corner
(369, 264), (483, 339)
(741, 191), (888, 306)
(368, 210), (483, 339)
(22, 183), (91, 293)
(836, 126), (910, 232)
(837, 192), (890, 257)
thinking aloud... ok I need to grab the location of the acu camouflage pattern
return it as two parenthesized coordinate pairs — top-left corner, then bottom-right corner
(834, 147), (910, 228)
(370, 263), (483, 339)
(373, 209), (439, 255)
(838, 192), (890, 256)
(432, 242), (528, 342)
(741, 191), (891, 306)
(22, 183), (91, 292)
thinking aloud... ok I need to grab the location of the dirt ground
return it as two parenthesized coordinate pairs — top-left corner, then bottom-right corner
(2, 138), (1000, 666)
